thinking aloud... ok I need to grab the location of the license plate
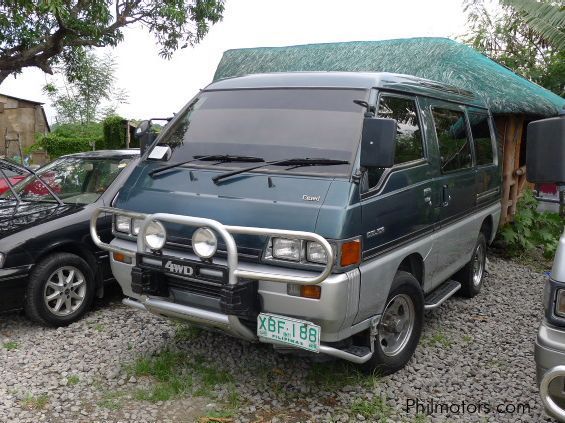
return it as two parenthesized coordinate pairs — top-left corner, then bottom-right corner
(257, 313), (320, 352)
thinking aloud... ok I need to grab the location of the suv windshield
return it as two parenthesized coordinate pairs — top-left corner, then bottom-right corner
(0, 156), (132, 204)
(152, 88), (368, 176)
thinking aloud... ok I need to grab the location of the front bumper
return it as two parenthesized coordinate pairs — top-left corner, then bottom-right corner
(91, 208), (374, 363)
(0, 265), (31, 311)
(535, 320), (565, 421)
(109, 237), (365, 342)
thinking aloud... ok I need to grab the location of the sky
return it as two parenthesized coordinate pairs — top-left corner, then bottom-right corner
(0, 0), (468, 124)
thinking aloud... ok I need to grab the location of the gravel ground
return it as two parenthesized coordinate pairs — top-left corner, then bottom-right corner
(0, 257), (555, 423)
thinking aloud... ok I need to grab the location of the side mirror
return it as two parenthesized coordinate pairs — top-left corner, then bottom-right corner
(526, 113), (565, 184)
(135, 120), (155, 156)
(360, 117), (397, 168)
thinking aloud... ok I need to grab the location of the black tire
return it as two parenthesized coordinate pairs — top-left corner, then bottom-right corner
(25, 253), (95, 327)
(455, 233), (487, 298)
(363, 271), (424, 376)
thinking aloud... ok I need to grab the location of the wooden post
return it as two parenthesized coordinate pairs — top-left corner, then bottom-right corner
(496, 114), (526, 225)
(126, 120), (131, 149)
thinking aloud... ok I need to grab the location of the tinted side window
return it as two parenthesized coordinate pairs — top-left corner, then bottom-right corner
(432, 108), (472, 172)
(468, 110), (494, 166)
(377, 96), (424, 164)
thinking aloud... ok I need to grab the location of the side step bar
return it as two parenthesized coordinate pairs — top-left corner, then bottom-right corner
(424, 280), (461, 310)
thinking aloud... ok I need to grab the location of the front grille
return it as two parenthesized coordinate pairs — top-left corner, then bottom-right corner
(167, 276), (223, 298)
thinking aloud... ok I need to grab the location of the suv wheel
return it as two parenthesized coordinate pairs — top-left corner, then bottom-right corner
(455, 233), (487, 298)
(363, 271), (424, 375)
(25, 253), (95, 326)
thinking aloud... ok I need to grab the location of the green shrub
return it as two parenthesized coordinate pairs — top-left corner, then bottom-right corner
(499, 189), (564, 259)
(35, 123), (104, 158)
(103, 115), (126, 149)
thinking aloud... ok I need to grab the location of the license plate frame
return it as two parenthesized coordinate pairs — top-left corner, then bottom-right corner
(257, 313), (321, 352)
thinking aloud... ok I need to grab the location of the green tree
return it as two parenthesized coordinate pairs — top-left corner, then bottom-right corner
(0, 0), (225, 85)
(43, 51), (126, 124)
(502, 0), (565, 50)
(462, 0), (564, 96)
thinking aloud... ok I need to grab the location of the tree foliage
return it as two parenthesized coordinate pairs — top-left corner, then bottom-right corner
(43, 51), (126, 124)
(462, 0), (565, 96)
(102, 115), (127, 149)
(36, 122), (104, 157)
(502, 0), (565, 50)
(0, 0), (225, 85)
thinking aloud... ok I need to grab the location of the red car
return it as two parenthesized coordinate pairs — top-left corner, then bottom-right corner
(0, 163), (27, 194)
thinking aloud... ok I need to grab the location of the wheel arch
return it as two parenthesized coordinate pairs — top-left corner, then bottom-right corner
(480, 215), (494, 244)
(397, 253), (424, 286)
(32, 242), (102, 293)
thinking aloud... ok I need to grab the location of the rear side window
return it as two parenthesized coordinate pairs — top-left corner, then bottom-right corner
(377, 96), (424, 165)
(432, 108), (472, 173)
(468, 109), (494, 166)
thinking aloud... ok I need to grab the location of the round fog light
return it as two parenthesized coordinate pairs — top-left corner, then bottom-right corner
(144, 220), (167, 250)
(193, 227), (217, 259)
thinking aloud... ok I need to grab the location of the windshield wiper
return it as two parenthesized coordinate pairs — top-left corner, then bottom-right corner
(149, 154), (265, 178)
(212, 158), (349, 184)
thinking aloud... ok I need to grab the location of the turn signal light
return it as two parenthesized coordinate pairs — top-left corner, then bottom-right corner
(287, 284), (321, 299)
(340, 239), (361, 267)
(301, 285), (321, 299)
(113, 252), (132, 264)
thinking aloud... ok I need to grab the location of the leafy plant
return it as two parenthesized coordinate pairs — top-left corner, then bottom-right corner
(498, 189), (564, 259)
(35, 122), (104, 158)
(462, 0), (564, 96)
(0, 1), (225, 85)
(2, 341), (18, 351)
(44, 52), (127, 124)
(103, 115), (127, 149)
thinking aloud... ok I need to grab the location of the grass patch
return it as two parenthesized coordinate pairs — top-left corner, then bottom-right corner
(2, 341), (18, 351)
(174, 322), (201, 342)
(204, 409), (235, 420)
(462, 335), (473, 344)
(98, 391), (124, 410)
(129, 350), (233, 403)
(422, 331), (453, 348)
(94, 324), (104, 332)
(350, 396), (390, 421)
(307, 361), (379, 391)
(22, 393), (49, 410)
(67, 375), (80, 386)
(411, 414), (428, 423)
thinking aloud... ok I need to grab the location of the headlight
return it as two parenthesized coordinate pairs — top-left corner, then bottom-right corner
(306, 241), (328, 264)
(272, 238), (302, 261)
(0, 253), (5, 269)
(556, 289), (565, 318)
(115, 215), (131, 233)
(132, 218), (143, 235)
(192, 227), (217, 259)
(144, 220), (167, 250)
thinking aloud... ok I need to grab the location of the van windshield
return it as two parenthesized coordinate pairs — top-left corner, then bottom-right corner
(152, 88), (368, 176)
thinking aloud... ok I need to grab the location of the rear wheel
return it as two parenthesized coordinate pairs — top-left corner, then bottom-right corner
(455, 233), (487, 298)
(363, 271), (423, 375)
(25, 253), (95, 326)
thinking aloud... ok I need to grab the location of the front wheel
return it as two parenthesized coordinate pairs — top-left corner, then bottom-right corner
(25, 253), (95, 326)
(363, 271), (424, 375)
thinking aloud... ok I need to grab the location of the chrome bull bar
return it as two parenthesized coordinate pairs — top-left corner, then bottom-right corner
(540, 365), (565, 421)
(90, 207), (334, 286)
(91, 207), (375, 362)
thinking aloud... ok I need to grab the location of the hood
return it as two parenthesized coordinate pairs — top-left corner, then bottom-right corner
(116, 165), (340, 249)
(0, 200), (82, 239)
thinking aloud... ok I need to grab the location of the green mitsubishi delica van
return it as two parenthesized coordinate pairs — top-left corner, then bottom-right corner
(90, 72), (502, 374)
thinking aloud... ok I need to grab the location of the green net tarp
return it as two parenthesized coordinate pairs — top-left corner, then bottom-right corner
(214, 37), (564, 117)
